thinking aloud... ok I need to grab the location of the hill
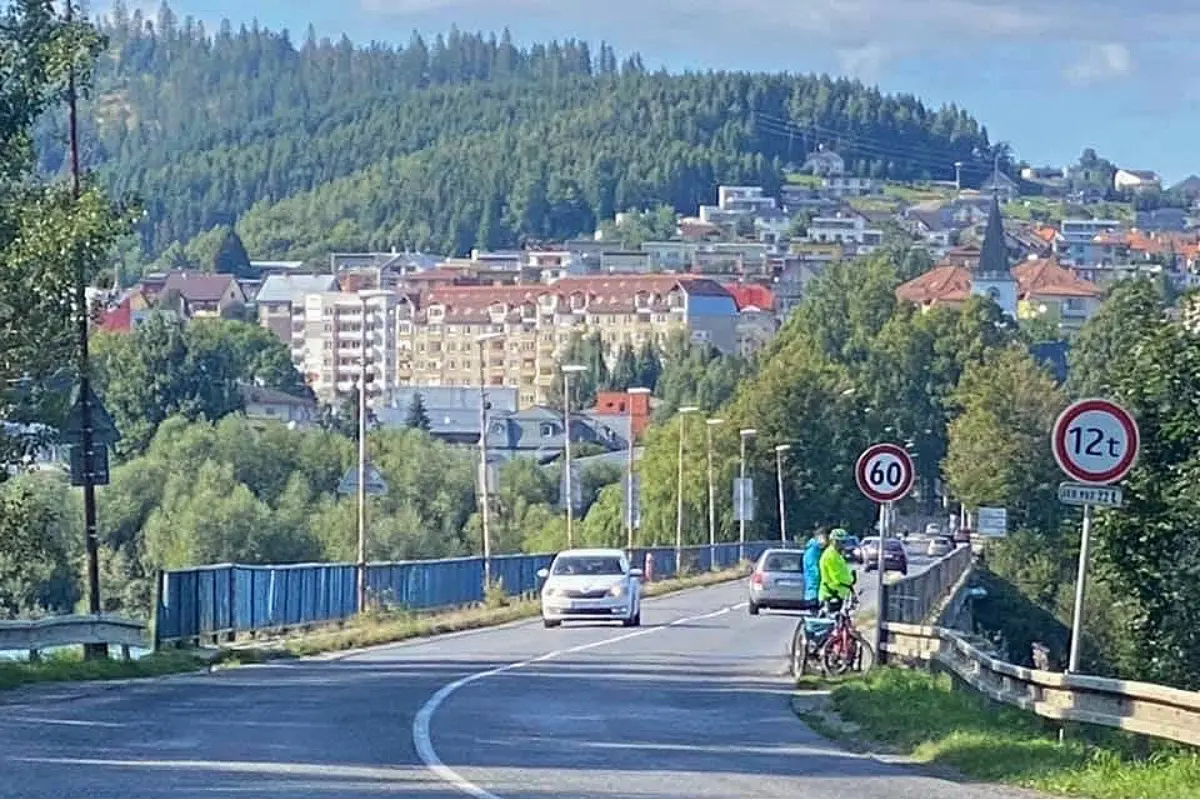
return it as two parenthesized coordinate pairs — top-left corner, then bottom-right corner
(49, 2), (1002, 261)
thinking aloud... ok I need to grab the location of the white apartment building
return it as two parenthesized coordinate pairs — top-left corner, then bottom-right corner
(291, 289), (400, 405)
(806, 214), (884, 255)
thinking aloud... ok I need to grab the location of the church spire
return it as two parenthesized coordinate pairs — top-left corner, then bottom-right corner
(977, 191), (1009, 278)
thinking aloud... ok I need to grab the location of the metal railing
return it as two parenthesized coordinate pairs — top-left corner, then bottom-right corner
(882, 622), (1200, 748)
(155, 541), (775, 646)
(0, 614), (147, 661)
(883, 544), (973, 624)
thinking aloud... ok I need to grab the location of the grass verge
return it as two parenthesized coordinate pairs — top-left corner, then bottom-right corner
(797, 667), (1200, 797)
(0, 649), (217, 692)
(253, 564), (753, 659)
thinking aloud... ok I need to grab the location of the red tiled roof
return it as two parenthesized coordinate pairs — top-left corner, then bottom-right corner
(1011, 258), (1101, 299)
(418, 275), (731, 322)
(722, 282), (775, 312)
(894, 264), (973, 305)
(97, 298), (132, 333)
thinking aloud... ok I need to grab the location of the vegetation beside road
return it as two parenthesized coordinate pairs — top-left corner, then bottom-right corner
(796, 668), (1200, 798)
(0, 649), (216, 692)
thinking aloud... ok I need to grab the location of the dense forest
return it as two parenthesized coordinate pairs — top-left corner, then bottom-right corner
(44, 2), (1000, 261)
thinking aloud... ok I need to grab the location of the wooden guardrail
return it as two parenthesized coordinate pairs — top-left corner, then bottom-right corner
(0, 614), (147, 661)
(882, 621), (1200, 747)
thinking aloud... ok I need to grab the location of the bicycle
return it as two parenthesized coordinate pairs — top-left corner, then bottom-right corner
(789, 590), (874, 677)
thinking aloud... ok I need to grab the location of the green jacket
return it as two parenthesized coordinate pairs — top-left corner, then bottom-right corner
(819, 544), (855, 602)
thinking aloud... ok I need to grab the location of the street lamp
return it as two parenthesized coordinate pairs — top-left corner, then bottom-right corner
(705, 417), (725, 570)
(561, 364), (588, 549)
(738, 428), (756, 561)
(625, 387), (652, 552)
(676, 406), (700, 572)
(355, 295), (370, 613)
(774, 443), (792, 544)
(476, 331), (504, 588)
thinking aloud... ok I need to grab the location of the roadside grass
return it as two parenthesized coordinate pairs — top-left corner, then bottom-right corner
(0, 649), (215, 691)
(799, 667), (1200, 798)
(278, 564), (751, 658)
(0, 566), (751, 691)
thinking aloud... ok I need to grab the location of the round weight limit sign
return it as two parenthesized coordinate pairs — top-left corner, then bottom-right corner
(855, 443), (915, 504)
(1051, 398), (1140, 486)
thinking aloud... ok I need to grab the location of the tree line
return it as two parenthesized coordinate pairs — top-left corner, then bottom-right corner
(42, 3), (998, 262)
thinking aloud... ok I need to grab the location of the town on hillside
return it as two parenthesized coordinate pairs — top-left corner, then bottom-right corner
(87, 148), (1200, 449)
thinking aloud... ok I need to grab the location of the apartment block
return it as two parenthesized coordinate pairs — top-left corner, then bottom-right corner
(291, 290), (400, 405)
(404, 276), (738, 407)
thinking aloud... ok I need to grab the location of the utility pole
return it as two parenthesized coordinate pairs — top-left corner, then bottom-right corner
(66, 0), (104, 658)
(355, 296), (368, 613)
(675, 407), (699, 571)
(476, 332), (503, 587)
(738, 428), (756, 562)
(775, 444), (791, 543)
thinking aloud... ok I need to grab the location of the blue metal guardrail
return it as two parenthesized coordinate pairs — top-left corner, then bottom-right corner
(154, 540), (779, 646)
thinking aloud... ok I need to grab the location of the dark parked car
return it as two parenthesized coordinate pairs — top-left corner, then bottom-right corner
(860, 537), (908, 575)
(843, 535), (863, 563)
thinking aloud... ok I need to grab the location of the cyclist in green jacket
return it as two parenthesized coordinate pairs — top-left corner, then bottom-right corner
(819, 528), (856, 610)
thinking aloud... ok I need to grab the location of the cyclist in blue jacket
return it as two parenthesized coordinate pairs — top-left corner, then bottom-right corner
(802, 528), (827, 609)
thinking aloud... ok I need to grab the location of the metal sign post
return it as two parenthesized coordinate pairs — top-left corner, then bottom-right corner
(855, 443), (915, 663)
(1051, 398), (1140, 674)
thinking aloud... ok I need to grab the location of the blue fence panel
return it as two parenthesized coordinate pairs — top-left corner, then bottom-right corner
(156, 541), (777, 645)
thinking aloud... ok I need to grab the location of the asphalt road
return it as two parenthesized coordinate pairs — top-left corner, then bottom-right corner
(0, 546), (1013, 799)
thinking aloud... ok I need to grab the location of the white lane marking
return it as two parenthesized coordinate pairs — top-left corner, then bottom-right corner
(412, 603), (743, 800)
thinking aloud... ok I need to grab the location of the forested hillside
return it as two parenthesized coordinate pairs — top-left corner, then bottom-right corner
(49, 2), (999, 261)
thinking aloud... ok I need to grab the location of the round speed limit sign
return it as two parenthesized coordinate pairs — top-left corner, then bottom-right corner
(855, 443), (915, 504)
(1051, 398), (1140, 485)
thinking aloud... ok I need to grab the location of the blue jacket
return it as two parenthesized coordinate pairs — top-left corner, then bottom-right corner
(803, 537), (823, 601)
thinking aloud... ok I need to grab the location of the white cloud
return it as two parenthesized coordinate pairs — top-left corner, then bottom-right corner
(1064, 43), (1134, 85)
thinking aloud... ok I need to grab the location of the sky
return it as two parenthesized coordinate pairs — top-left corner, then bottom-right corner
(97, 0), (1198, 183)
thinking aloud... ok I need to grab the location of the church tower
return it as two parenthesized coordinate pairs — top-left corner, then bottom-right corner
(970, 192), (1019, 317)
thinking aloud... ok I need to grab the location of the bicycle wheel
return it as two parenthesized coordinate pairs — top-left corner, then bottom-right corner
(790, 621), (809, 677)
(823, 628), (874, 675)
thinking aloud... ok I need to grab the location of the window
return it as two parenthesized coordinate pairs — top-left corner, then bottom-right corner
(540, 422), (559, 437)
(551, 556), (626, 576)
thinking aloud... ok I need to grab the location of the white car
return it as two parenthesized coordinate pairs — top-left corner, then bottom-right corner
(537, 548), (643, 628)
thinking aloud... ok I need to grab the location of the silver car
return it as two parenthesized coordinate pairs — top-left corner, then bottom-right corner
(926, 536), (954, 557)
(538, 548), (643, 628)
(748, 547), (812, 615)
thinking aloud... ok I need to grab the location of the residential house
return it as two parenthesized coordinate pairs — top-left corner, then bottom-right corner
(802, 147), (845, 177)
(773, 258), (827, 319)
(1054, 219), (1125, 268)
(240, 384), (319, 427)
(255, 273), (339, 344)
(722, 282), (778, 356)
(1113, 168), (1161, 194)
(157, 272), (247, 319)
(902, 208), (957, 251)
(590, 389), (652, 440)
(1012, 257), (1103, 333)
(376, 385), (519, 444)
(717, 186), (778, 215)
(643, 241), (699, 271)
(806, 212), (883, 255)
(483, 406), (630, 465)
(599, 250), (652, 273)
